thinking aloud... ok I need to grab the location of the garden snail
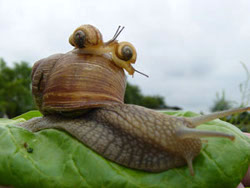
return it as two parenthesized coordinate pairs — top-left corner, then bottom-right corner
(68, 24), (148, 77)
(21, 24), (250, 176)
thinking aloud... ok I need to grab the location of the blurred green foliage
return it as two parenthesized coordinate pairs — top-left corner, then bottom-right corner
(223, 112), (250, 132)
(210, 90), (233, 112)
(211, 92), (250, 132)
(0, 59), (35, 118)
(210, 63), (250, 132)
(125, 83), (167, 109)
(239, 62), (250, 107)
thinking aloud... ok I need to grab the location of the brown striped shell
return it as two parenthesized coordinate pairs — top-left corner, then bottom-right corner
(32, 49), (126, 116)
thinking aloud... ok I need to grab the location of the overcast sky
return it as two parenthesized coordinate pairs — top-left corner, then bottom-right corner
(0, 0), (249, 112)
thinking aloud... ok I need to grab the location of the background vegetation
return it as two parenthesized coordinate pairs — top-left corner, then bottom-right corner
(210, 63), (250, 132)
(0, 58), (249, 132)
(0, 59), (35, 118)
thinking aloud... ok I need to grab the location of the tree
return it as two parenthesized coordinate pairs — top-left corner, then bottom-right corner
(124, 83), (143, 105)
(140, 96), (167, 109)
(125, 82), (168, 109)
(0, 59), (35, 118)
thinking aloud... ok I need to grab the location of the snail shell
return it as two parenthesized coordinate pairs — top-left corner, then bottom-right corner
(32, 50), (126, 116)
(69, 24), (103, 48)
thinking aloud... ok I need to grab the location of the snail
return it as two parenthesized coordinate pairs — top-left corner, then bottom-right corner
(68, 24), (147, 77)
(20, 24), (250, 176)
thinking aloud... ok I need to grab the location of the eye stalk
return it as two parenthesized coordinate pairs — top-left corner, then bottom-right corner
(105, 26), (125, 46)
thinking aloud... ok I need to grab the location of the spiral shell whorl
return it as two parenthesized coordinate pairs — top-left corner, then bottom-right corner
(69, 24), (103, 48)
(32, 51), (126, 116)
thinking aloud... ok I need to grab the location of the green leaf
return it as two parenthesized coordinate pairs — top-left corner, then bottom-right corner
(12, 110), (42, 120)
(0, 110), (249, 188)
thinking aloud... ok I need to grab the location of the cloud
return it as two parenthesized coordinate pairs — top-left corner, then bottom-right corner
(0, 0), (249, 112)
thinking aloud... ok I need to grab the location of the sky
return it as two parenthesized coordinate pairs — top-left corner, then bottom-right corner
(0, 0), (249, 112)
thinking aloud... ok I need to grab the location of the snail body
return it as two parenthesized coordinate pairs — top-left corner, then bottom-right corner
(21, 24), (250, 175)
(22, 104), (202, 173)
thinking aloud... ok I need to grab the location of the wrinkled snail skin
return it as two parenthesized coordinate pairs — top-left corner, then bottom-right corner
(20, 24), (250, 176)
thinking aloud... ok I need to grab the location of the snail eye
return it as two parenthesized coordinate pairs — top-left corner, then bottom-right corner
(74, 30), (86, 48)
(121, 46), (133, 61)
